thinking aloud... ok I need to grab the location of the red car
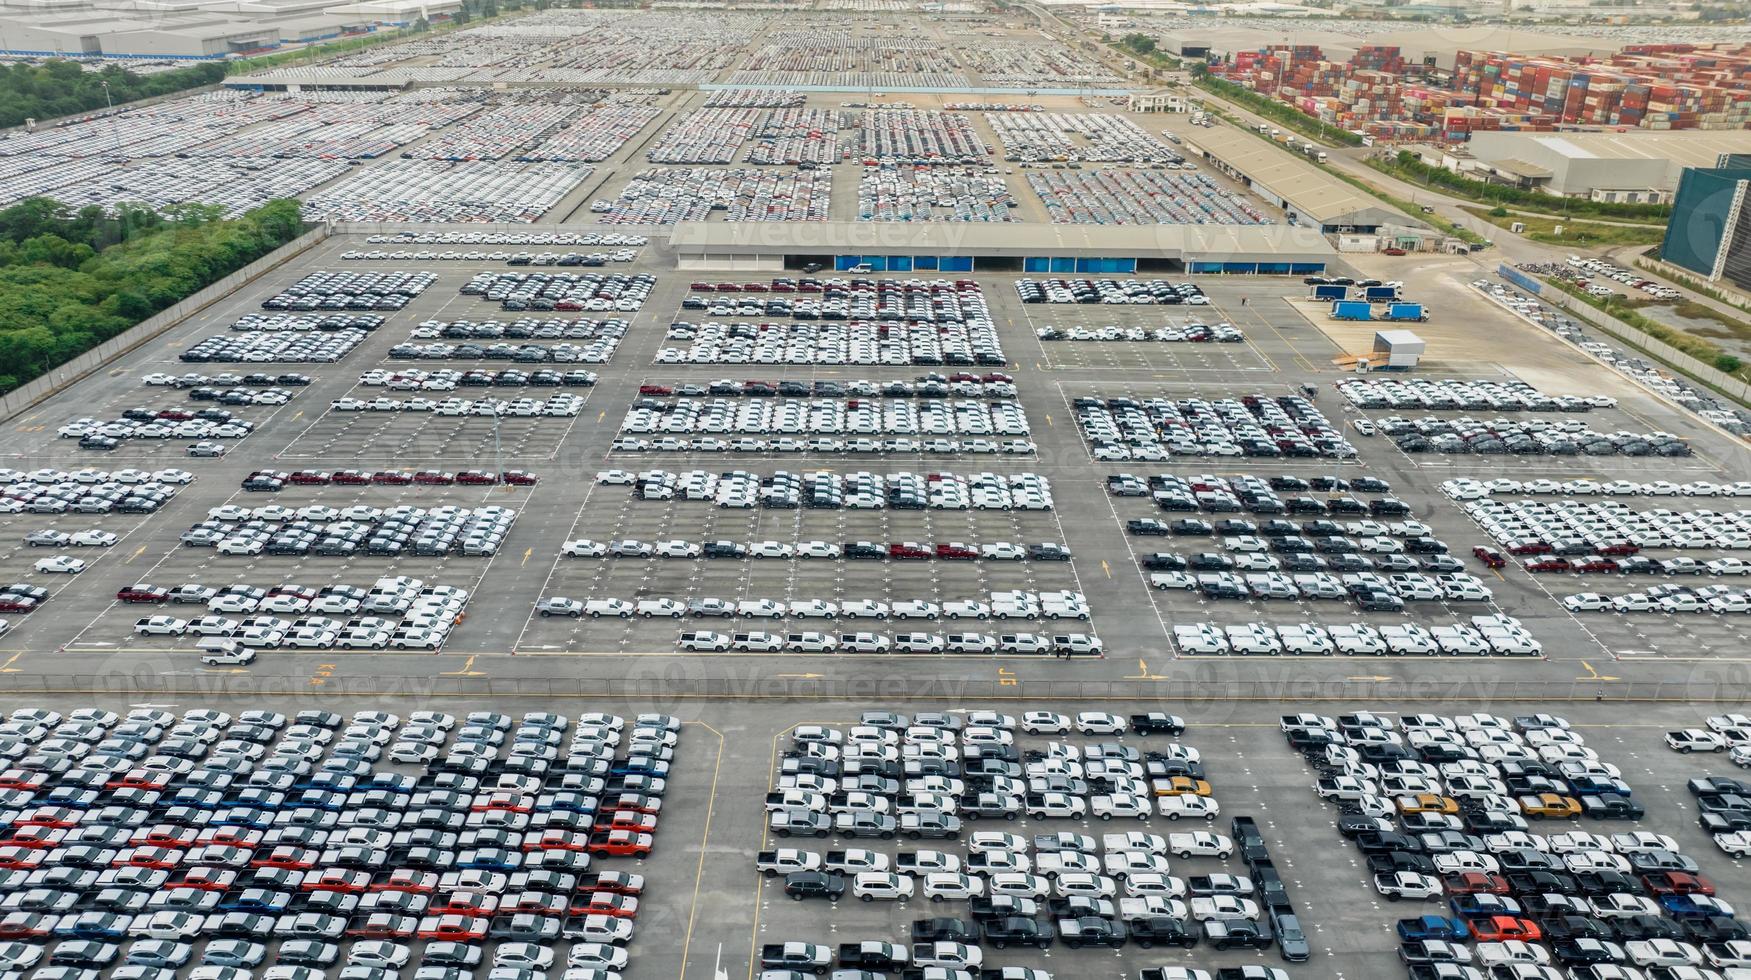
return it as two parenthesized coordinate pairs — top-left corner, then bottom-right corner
(638, 385), (672, 396)
(935, 543), (978, 560)
(595, 812), (657, 835)
(413, 471), (455, 485)
(171, 867), (236, 891)
(688, 283), (715, 292)
(1471, 547), (1507, 569)
(578, 871), (644, 895)
(1507, 541), (1553, 556)
(456, 471), (498, 486)
(608, 793), (661, 815)
(1525, 557), (1572, 573)
(15, 808), (78, 828)
(427, 894), (497, 917)
(0, 774), (45, 792)
(1, 827), (65, 850)
(1574, 558), (1619, 573)
(115, 846), (182, 869)
(1469, 916), (1541, 943)
(0, 598), (36, 614)
(472, 792), (534, 814)
(0, 913), (50, 938)
(345, 913), (418, 938)
(572, 892), (639, 918)
(586, 830), (652, 858)
(1444, 872), (1508, 895)
(372, 471), (413, 485)
(331, 470), (371, 485)
(501, 471), (537, 486)
(251, 846), (318, 870)
(1598, 542), (1640, 556)
(370, 870), (439, 894)
(304, 868), (373, 892)
(524, 830), (589, 852)
(136, 826), (198, 848)
(0, 849), (43, 870)
(116, 585), (169, 603)
(289, 471), (331, 485)
(417, 915), (488, 941)
(197, 827), (262, 848)
(889, 542), (931, 560)
(106, 771), (167, 791)
(1643, 871), (1714, 896)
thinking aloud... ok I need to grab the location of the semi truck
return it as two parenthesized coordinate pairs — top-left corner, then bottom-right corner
(1330, 300), (1372, 321)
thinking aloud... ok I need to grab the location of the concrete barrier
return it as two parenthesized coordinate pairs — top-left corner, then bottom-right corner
(0, 224), (330, 424)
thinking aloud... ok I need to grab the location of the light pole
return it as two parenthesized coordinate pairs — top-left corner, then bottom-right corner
(100, 81), (121, 156)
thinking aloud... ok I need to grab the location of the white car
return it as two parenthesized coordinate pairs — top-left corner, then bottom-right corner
(32, 556), (85, 574)
(584, 599), (633, 619)
(69, 530), (117, 547)
(1167, 832), (1233, 858)
(1625, 939), (1703, 967)
(563, 539), (607, 557)
(1022, 712), (1070, 735)
(635, 599), (684, 619)
(796, 541), (841, 559)
(750, 541), (794, 559)
(654, 540), (700, 558)
(851, 872), (914, 901)
(1075, 712), (1126, 735)
(1668, 730), (1728, 753)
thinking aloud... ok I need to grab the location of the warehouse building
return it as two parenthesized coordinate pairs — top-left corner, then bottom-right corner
(1181, 125), (1405, 233)
(669, 222), (1336, 275)
(0, 0), (428, 58)
(1662, 165), (1751, 292)
(1466, 130), (1751, 203)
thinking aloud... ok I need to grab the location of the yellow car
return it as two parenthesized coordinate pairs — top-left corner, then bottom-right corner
(1518, 793), (1582, 819)
(1397, 793), (1460, 815)
(1153, 776), (1213, 797)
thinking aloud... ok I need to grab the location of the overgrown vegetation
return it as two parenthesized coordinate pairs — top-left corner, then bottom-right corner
(0, 61), (226, 130)
(0, 198), (305, 394)
(1375, 151), (1671, 221)
(1461, 206), (1666, 248)
(1543, 276), (1751, 382)
(1194, 75), (1363, 147)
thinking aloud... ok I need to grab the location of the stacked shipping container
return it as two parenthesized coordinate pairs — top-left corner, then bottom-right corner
(1218, 41), (1751, 143)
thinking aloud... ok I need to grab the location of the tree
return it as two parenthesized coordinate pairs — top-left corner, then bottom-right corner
(1715, 354), (1742, 374)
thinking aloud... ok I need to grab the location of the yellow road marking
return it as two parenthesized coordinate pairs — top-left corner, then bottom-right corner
(520, 547), (533, 567)
(124, 545), (146, 563)
(439, 654), (485, 677)
(0, 651), (23, 673)
(1101, 559), (1111, 579)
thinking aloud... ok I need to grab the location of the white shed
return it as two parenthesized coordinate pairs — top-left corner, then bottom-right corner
(1371, 330), (1425, 369)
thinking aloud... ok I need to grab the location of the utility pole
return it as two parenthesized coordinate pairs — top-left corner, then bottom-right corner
(101, 81), (122, 156)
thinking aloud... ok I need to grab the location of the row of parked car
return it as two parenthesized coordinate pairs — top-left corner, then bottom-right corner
(1663, 717), (1751, 768)
(669, 629), (1100, 655)
(1565, 586), (1751, 616)
(131, 581), (468, 652)
(0, 705), (677, 980)
(238, 470), (536, 492)
(562, 538), (1069, 562)
(602, 468), (1055, 511)
(1386, 417), (1693, 458)
(1034, 322), (1243, 344)
(637, 374), (1017, 400)
(1108, 472), (1401, 519)
(1015, 279), (1209, 306)
(656, 320), (1006, 367)
(536, 590), (1090, 624)
(59, 412), (255, 452)
(1338, 379), (1616, 414)
(261, 271), (437, 313)
(1445, 479), (1751, 501)
(228, 315), (385, 335)
(329, 395), (584, 418)
(406, 318), (626, 344)
(1080, 394), (1355, 462)
(621, 397), (1029, 438)
(179, 330), (368, 366)
(1465, 497), (1751, 554)
(460, 272), (653, 314)
(386, 343), (620, 365)
(360, 369), (598, 392)
(143, 373), (314, 389)
(1176, 617), (1538, 656)
(183, 504), (517, 559)
(2, 469), (189, 516)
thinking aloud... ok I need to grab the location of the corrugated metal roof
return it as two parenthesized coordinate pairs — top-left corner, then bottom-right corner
(1181, 125), (1403, 225)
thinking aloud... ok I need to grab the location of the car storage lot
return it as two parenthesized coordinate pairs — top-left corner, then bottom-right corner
(0, 694), (1743, 980)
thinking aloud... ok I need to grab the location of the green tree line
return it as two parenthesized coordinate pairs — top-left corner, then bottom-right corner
(0, 60), (226, 130)
(0, 197), (304, 394)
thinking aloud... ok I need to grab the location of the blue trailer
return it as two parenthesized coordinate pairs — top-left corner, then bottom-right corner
(1330, 300), (1372, 321)
(1364, 285), (1399, 303)
(1312, 284), (1347, 301)
(1386, 303), (1427, 322)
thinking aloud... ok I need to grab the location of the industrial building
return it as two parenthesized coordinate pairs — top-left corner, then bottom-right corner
(1662, 165), (1751, 292)
(1466, 130), (1751, 203)
(668, 221), (1336, 275)
(1180, 125), (1406, 234)
(0, 0), (447, 59)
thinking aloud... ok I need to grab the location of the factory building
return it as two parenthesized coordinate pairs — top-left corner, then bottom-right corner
(1466, 130), (1751, 203)
(1181, 125), (1406, 234)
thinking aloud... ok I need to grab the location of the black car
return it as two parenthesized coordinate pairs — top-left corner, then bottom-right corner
(1129, 916), (1196, 949)
(911, 918), (977, 943)
(981, 916), (1053, 949)
(1205, 918), (1273, 950)
(783, 871), (845, 901)
(1058, 916), (1127, 949)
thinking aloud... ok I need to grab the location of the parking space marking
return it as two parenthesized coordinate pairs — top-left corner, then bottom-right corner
(677, 720), (725, 980)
